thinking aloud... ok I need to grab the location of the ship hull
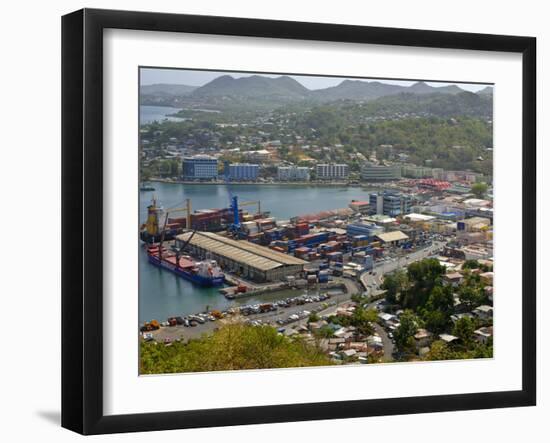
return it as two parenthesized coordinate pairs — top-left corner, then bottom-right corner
(148, 254), (224, 287)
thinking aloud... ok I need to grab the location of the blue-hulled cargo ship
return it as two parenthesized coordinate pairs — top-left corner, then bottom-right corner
(147, 246), (225, 287)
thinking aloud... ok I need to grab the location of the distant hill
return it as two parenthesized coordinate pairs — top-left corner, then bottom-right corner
(311, 80), (404, 101)
(139, 75), (492, 111)
(356, 91), (493, 119)
(311, 80), (465, 102)
(191, 75), (310, 100)
(477, 86), (494, 96)
(408, 81), (463, 95)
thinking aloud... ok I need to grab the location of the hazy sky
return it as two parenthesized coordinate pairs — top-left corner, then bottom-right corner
(140, 68), (490, 92)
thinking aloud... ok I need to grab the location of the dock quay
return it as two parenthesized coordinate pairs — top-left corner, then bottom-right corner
(222, 280), (347, 300)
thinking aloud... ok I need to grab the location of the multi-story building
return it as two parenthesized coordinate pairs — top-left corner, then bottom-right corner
(401, 164), (443, 179)
(315, 164), (349, 180)
(369, 191), (412, 217)
(277, 166), (310, 181)
(227, 163), (259, 181)
(243, 149), (272, 162)
(457, 217), (491, 232)
(346, 222), (384, 240)
(433, 170), (484, 184)
(182, 155), (218, 180)
(361, 163), (402, 181)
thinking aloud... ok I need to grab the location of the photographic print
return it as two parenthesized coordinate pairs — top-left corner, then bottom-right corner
(138, 67), (494, 375)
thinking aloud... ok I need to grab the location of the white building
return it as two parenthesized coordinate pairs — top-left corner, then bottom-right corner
(316, 164), (349, 180)
(361, 163), (402, 181)
(277, 166), (310, 181)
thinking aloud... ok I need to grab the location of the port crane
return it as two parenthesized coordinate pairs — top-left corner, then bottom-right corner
(223, 171), (261, 235)
(227, 195), (262, 237)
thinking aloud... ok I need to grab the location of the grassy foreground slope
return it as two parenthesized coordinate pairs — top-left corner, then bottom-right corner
(140, 324), (334, 374)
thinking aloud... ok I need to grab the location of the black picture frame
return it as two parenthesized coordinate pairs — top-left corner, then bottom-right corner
(62, 8), (537, 435)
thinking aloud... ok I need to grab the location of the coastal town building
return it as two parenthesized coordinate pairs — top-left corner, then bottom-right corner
(401, 164), (444, 179)
(346, 222), (384, 240)
(227, 163), (259, 181)
(182, 155), (218, 180)
(369, 191), (412, 217)
(349, 200), (370, 213)
(242, 149), (272, 162)
(316, 163), (349, 180)
(361, 163), (402, 181)
(277, 166), (310, 181)
(376, 230), (409, 246)
(474, 326), (493, 344)
(434, 170), (484, 184)
(457, 216), (491, 232)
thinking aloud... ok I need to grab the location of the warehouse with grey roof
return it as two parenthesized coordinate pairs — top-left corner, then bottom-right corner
(175, 231), (307, 282)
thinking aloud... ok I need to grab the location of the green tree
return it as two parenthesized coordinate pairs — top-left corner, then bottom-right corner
(424, 340), (453, 361)
(140, 324), (333, 374)
(401, 259), (446, 310)
(394, 310), (421, 353)
(457, 284), (484, 310)
(471, 182), (488, 199)
(453, 317), (476, 346)
(315, 325), (336, 339)
(351, 293), (365, 304)
(423, 310), (449, 334)
(425, 285), (454, 314)
(351, 307), (378, 336)
(421, 285), (454, 333)
(169, 159), (180, 177)
(308, 313), (320, 323)
(462, 259), (480, 270)
(472, 338), (493, 358)
(381, 269), (409, 304)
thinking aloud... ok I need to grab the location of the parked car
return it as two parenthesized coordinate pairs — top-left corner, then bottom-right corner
(143, 332), (154, 342)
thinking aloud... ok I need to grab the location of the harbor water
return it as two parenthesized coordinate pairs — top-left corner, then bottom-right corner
(139, 182), (373, 323)
(140, 105), (185, 125)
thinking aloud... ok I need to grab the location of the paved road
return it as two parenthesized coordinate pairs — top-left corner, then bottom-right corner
(359, 241), (446, 290)
(373, 323), (394, 362)
(357, 241), (446, 361)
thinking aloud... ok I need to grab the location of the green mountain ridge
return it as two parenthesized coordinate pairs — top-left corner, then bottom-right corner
(192, 75), (310, 99)
(139, 75), (492, 115)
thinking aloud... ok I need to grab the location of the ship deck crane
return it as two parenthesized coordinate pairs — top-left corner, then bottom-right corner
(239, 200), (261, 215)
(174, 229), (197, 268)
(158, 198), (192, 259)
